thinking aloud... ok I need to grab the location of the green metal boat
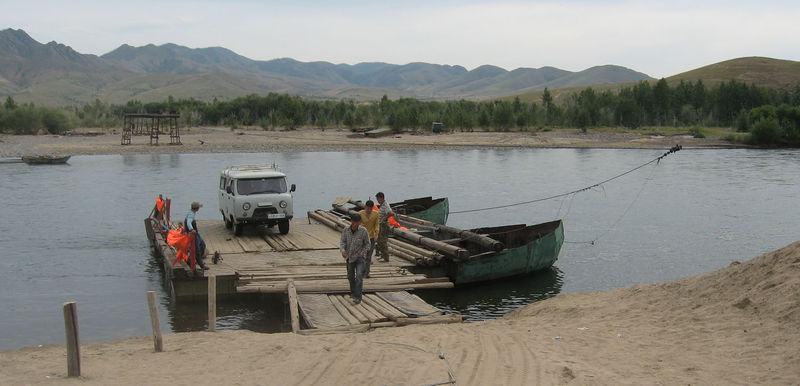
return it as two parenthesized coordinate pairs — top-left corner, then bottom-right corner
(391, 196), (449, 225)
(444, 220), (564, 284)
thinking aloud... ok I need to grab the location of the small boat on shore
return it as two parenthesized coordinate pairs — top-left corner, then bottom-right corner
(21, 155), (71, 165)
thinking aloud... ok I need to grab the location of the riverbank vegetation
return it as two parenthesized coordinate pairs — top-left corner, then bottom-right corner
(2, 79), (799, 147)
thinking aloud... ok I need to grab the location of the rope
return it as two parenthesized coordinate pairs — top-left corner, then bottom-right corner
(450, 144), (682, 215)
(564, 162), (658, 245)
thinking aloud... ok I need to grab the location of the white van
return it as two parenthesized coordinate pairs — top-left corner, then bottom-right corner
(218, 165), (296, 235)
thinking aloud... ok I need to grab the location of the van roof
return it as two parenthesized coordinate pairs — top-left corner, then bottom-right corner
(222, 165), (286, 179)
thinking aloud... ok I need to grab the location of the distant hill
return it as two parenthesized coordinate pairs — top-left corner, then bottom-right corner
(509, 57), (800, 104)
(0, 27), (654, 106)
(666, 56), (800, 89)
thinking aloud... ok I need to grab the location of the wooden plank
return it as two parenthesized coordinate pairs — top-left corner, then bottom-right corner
(297, 324), (370, 335)
(377, 291), (442, 317)
(353, 299), (388, 322)
(297, 294), (350, 329)
(237, 281), (453, 294)
(327, 294), (361, 325)
(362, 294), (405, 320)
(287, 279), (300, 333)
(395, 313), (463, 326)
(365, 293), (407, 319)
(333, 295), (371, 324)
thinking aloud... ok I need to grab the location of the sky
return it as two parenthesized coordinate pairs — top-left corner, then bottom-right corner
(2, 0), (799, 78)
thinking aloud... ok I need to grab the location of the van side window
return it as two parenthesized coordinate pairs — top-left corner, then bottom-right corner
(219, 176), (226, 190)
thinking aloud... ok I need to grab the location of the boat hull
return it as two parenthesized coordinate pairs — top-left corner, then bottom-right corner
(393, 197), (449, 225)
(446, 220), (564, 284)
(22, 155), (71, 164)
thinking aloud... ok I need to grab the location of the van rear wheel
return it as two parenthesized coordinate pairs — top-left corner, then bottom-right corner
(278, 219), (290, 235)
(233, 221), (244, 236)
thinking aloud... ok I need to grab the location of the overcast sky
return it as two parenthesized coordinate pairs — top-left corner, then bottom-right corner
(3, 0), (798, 78)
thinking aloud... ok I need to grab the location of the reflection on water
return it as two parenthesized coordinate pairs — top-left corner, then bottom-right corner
(1, 148), (799, 350)
(418, 268), (564, 321)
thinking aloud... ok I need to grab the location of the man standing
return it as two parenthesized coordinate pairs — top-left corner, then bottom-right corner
(358, 200), (379, 278)
(339, 213), (371, 304)
(185, 201), (209, 270)
(375, 192), (394, 262)
(154, 194), (165, 222)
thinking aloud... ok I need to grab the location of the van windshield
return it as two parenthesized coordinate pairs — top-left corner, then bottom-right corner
(237, 177), (287, 195)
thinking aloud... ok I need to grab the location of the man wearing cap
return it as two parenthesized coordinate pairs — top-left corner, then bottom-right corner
(375, 192), (394, 262)
(339, 213), (371, 304)
(185, 201), (209, 270)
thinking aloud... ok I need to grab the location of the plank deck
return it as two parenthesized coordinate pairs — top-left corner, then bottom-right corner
(148, 215), (458, 332)
(297, 291), (461, 333)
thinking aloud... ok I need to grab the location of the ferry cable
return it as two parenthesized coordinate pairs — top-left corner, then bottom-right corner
(449, 144), (682, 215)
(564, 162), (658, 245)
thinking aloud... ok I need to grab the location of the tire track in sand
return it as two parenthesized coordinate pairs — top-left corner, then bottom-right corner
(441, 327), (542, 385)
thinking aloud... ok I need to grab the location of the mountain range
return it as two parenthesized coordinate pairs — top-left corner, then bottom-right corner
(0, 28), (655, 106)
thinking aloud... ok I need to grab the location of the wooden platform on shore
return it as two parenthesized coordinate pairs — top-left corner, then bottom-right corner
(146, 215), (460, 332)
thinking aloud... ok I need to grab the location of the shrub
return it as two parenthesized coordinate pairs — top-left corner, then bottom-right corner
(749, 117), (782, 146)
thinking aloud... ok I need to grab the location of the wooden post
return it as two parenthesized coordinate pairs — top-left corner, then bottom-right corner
(208, 275), (216, 332)
(62, 302), (80, 377)
(146, 291), (163, 352)
(287, 279), (300, 333)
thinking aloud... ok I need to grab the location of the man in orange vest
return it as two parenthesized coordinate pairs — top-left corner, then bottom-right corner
(154, 194), (165, 221)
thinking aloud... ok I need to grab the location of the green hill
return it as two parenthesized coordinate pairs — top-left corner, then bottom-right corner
(509, 57), (800, 104)
(666, 56), (800, 89)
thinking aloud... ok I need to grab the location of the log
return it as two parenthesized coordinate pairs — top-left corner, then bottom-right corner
(208, 275), (216, 332)
(307, 211), (341, 231)
(237, 281), (454, 294)
(395, 313), (464, 326)
(62, 302), (80, 377)
(297, 324), (370, 335)
(328, 295), (365, 324)
(146, 291), (163, 352)
(388, 246), (419, 264)
(389, 226), (469, 259)
(398, 214), (504, 252)
(287, 279), (300, 333)
(390, 238), (442, 259)
(362, 295), (405, 320)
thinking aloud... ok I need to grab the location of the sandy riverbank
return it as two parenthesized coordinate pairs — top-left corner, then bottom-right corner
(0, 126), (738, 157)
(1, 240), (798, 385)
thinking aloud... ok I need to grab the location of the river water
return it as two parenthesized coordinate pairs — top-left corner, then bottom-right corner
(1, 148), (798, 350)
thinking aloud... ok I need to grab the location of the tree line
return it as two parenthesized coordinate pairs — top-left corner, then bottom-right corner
(2, 78), (800, 146)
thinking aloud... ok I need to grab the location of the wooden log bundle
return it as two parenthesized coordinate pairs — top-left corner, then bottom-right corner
(310, 208), (448, 264)
(398, 214), (504, 252)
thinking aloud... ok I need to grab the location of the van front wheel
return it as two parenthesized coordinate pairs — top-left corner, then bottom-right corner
(278, 219), (290, 235)
(233, 221), (244, 236)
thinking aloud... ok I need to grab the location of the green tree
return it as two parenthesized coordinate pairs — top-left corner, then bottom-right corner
(4, 96), (17, 110)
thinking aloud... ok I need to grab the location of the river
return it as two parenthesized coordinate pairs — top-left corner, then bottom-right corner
(1, 148), (798, 350)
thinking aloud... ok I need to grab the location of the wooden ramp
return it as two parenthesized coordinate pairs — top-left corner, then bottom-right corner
(296, 291), (462, 335)
(236, 265), (453, 294)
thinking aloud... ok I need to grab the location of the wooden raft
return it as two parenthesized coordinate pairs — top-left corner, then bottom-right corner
(236, 265), (453, 294)
(295, 291), (463, 335)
